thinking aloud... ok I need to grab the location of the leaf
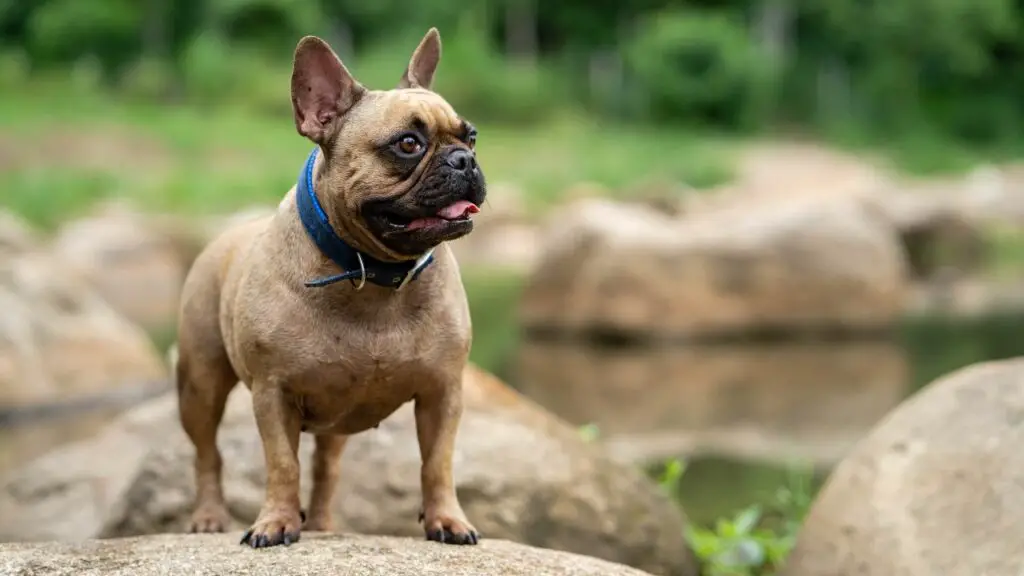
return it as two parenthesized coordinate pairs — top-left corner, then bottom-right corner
(734, 537), (767, 566)
(715, 517), (735, 538)
(577, 423), (600, 442)
(733, 505), (762, 535)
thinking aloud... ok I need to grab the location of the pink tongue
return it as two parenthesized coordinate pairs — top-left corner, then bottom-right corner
(437, 200), (480, 220)
(406, 201), (480, 230)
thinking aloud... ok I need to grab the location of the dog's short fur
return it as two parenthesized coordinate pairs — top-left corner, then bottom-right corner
(175, 28), (485, 548)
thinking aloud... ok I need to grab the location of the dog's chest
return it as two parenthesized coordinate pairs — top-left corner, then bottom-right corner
(291, 328), (454, 435)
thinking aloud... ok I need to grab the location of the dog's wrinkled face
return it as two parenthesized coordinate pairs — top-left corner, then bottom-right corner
(290, 29), (487, 260)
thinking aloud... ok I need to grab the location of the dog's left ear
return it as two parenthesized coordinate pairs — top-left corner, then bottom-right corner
(291, 36), (366, 145)
(399, 28), (442, 90)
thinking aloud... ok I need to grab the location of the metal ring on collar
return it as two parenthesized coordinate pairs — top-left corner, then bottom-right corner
(352, 252), (367, 291)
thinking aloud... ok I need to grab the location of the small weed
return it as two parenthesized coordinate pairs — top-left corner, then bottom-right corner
(651, 458), (814, 576)
(577, 423), (601, 443)
(657, 458), (688, 494)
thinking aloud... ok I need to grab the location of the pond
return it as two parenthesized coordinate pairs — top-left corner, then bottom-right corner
(500, 311), (1024, 526)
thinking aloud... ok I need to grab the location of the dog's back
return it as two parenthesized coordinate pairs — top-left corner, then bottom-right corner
(175, 213), (271, 398)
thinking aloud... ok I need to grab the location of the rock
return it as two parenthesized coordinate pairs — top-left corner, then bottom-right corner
(450, 222), (542, 272)
(691, 142), (992, 281)
(563, 181), (613, 203)
(0, 403), (130, 472)
(861, 183), (989, 281)
(520, 197), (909, 340)
(0, 533), (656, 576)
(781, 358), (1024, 576)
(51, 202), (188, 333)
(0, 211), (38, 254)
(907, 276), (1024, 319)
(151, 204), (278, 272)
(0, 363), (697, 576)
(515, 339), (910, 469)
(623, 179), (697, 217)
(0, 210), (168, 409)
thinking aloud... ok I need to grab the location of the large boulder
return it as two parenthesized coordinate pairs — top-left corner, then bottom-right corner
(0, 210), (168, 410)
(149, 204), (278, 272)
(683, 142), (993, 281)
(0, 533), (655, 576)
(0, 363), (697, 576)
(514, 339), (909, 468)
(781, 357), (1024, 576)
(51, 202), (188, 333)
(520, 197), (910, 340)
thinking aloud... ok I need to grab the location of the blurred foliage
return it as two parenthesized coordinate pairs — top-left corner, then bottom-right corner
(653, 458), (814, 576)
(1, 0), (1023, 143)
(622, 10), (778, 130)
(462, 269), (526, 380)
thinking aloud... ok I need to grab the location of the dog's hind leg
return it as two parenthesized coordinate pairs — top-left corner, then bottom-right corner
(176, 296), (239, 534)
(303, 434), (349, 532)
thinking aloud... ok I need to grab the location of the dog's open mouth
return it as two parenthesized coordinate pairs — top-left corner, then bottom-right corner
(384, 200), (479, 231)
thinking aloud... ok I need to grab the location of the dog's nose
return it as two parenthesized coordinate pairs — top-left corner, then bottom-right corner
(445, 149), (476, 173)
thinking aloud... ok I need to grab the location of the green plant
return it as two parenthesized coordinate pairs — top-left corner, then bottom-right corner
(657, 458), (688, 494)
(577, 423), (600, 443)
(679, 462), (814, 575)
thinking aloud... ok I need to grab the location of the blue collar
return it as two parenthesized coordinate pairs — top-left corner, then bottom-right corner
(295, 147), (434, 289)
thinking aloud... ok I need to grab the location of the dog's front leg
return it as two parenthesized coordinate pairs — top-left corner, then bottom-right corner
(414, 380), (479, 545)
(241, 380), (304, 548)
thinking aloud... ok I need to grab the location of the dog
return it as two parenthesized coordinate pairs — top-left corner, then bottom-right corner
(175, 28), (485, 549)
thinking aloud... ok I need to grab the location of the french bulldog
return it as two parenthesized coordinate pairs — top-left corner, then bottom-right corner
(175, 27), (485, 549)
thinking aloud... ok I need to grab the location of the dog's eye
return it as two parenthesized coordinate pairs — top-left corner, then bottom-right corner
(467, 133), (477, 149)
(396, 136), (423, 156)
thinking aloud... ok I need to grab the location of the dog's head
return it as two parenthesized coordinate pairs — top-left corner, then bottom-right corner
(290, 28), (486, 261)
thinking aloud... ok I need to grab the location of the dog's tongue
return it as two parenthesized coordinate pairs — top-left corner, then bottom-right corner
(437, 200), (480, 220)
(406, 201), (480, 231)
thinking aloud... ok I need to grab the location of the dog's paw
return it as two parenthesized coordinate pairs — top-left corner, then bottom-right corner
(188, 505), (231, 534)
(302, 513), (335, 532)
(421, 506), (480, 546)
(240, 509), (303, 548)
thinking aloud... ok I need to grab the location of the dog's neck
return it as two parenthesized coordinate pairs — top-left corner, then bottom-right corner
(295, 147), (435, 290)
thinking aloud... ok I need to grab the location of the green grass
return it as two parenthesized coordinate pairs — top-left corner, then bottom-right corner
(0, 80), (737, 229)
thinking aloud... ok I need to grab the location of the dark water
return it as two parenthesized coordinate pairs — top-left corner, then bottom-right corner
(507, 312), (1024, 526)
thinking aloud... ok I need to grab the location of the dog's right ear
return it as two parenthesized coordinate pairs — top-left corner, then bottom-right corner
(291, 36), (366, 144)
(399, 28), (442, 90)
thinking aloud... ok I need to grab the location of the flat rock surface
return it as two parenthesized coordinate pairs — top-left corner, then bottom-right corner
(0, 533), (654, 576)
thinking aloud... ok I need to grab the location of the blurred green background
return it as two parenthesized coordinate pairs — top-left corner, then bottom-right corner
(5, 0), (1024, 225)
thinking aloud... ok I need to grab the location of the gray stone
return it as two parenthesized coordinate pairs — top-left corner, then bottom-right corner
(781, 357), (1024, 576)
